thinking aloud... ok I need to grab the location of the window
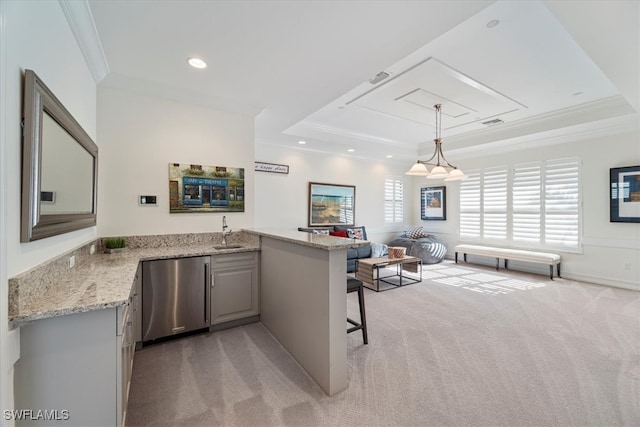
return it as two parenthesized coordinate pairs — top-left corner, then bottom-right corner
(384, 177), (403, 224)
(482, 167), (508, 241)
(459, 158), (581, 251)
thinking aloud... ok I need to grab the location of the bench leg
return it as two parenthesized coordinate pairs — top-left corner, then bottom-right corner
(504, 259), (509, 270)
(549, 265), (554, 280)
(496, 258), (500, 271)
(557, 263), (561, 278)
(455, 252), (458, 264)
(463, 253), (467, 263)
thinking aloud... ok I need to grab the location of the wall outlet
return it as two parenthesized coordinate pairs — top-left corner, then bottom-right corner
(69, 255), (75, 269)
(90, 244), (96, 255)
(624, 262), (632, 271)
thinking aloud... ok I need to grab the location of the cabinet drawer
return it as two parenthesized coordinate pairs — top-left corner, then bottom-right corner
(212, 252), (258, 268)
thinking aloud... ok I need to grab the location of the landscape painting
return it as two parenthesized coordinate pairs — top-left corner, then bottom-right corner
(308, 182), (355, 227)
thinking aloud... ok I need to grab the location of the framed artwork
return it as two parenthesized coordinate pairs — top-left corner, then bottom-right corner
(610, 166), (640, 223)
(308, 182), (355, 227)
(168, 163), (245, 213)
(421, 186), (446, 220)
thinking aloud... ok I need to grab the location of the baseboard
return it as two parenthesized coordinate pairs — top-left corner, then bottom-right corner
(561, 273), (640, 292)
(443, 254), (639, 291)
(209, 315), (260, 332)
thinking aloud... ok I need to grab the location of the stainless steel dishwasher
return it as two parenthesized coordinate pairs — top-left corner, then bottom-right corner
(142, 256), (211, 342)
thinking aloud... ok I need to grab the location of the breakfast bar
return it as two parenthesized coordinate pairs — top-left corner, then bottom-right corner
(245, 229), (369, 396)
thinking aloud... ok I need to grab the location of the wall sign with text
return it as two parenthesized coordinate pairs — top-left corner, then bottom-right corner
(255, 162), (289, 174)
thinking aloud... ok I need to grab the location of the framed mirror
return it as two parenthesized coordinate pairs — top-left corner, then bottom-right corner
(21, 69), (98, 242)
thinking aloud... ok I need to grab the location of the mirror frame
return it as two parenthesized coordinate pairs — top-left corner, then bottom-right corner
(21, 69), (98, 242)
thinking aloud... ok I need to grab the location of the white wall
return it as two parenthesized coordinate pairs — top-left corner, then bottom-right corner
(4, 1), (97, 277)
(1, 0), (97, 421)
(97, 87), (255, 237)
(408, 129), (640, 290)
(254, 144), (411, 243)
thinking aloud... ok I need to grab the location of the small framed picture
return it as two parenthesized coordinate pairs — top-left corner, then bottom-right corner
(610, 166), (640, 223)
(421, 186), (446, 220)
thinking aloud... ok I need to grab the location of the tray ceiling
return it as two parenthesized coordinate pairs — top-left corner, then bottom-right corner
(85, 0), (639, 161)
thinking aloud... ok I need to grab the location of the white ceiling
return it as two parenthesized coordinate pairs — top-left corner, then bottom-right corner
(85, 0), (639, 162)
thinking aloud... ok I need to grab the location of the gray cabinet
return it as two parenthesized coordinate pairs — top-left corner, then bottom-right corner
(15, 308), (121, 426)
(15, 280), (138, 427)
(211, 252), (259, 327)
(118, 282), (136, 426)
(133, 262), (142, 346)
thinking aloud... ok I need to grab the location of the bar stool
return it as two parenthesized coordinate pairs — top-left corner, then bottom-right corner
(347, 277), (368, 344)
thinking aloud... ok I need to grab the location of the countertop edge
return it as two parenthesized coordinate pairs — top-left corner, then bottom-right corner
(243, 228), (370, 250)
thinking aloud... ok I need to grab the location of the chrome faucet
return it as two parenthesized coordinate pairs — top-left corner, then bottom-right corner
(221, 215), (232, 245)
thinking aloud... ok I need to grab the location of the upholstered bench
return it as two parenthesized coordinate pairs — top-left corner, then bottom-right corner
(454, 244), (561, 280)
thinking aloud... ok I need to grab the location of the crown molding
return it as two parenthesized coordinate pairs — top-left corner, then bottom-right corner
(445, 112), (639, 160)
(440, 95), (635, 150)
(59, 0), (109, 84)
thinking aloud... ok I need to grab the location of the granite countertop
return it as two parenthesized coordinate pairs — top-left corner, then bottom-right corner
(9, 244), (259, 328)
(244, 228), (370, 250)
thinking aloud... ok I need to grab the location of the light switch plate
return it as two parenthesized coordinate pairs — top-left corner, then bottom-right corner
(139, 195), (157, 206)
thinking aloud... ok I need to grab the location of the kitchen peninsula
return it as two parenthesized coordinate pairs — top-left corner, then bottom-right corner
(246, 229), (369, 396)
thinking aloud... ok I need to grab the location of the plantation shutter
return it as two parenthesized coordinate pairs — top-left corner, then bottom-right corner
(512, 162), (541, 244)
(544, 158), (580, 248)
(384, 178), (403, 224)
(482, 167), (508, 241)
(459, 170), (481, 238)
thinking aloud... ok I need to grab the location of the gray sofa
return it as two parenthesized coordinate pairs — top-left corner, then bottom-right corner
(298, 225), (372, 273)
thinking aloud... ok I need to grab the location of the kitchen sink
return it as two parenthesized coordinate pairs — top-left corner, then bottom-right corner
(212, 244), (243, 250)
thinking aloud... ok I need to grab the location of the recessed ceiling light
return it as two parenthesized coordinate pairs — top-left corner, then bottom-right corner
(187, 57), (207, 69)
(347, 149), (355, 152)
(386, 155), (393, 158)
(298, 140), (307, 145)
(486, 19), (499, 28)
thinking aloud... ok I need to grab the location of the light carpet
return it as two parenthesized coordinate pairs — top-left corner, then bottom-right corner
(126, 261), (640, 426)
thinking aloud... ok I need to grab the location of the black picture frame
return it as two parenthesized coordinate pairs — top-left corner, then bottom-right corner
(421, 186), (446, 220)
(610, 166), (640, 223)
(308, 182), (355, 227)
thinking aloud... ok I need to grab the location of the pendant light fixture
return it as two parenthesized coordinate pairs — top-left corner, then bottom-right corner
(406, 104), (466, 181)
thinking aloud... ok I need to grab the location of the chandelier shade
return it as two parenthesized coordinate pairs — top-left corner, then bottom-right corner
(406, 162), (430, 176)
(405, 104), (466, 181)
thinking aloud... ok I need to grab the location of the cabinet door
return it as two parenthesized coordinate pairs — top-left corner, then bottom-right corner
(133, 262), (142, 344)
(211, 253), (259, 325)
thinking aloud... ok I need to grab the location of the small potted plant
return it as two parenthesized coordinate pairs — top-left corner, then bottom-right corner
(103, 237), (127, 254)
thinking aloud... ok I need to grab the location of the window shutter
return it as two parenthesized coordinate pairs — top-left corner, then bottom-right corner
(460, 170), (481, 238)
(384, 178), (403, 224)
(482, 167), (508, 240)
(512, 162), (541, 244)
(544, 158), (580, 248)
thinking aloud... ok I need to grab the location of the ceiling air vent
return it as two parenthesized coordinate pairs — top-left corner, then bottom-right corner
(369, 71), (390, 85)
(482, 118), (504, 126)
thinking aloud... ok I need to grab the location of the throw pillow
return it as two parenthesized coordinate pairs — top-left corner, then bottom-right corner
(329, 230), (348, 238)
(405, 225), (425, 239)
(312, 229), (330, 235)
(346, 227), (365, 240)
